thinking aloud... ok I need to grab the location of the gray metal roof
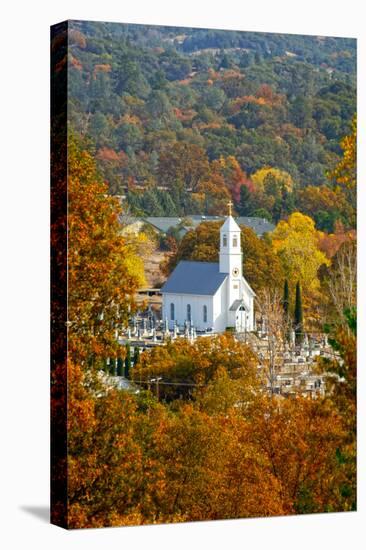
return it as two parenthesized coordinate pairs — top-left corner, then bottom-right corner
(161, 261), (227, 296)
(229, 299), (243, 311)
(143, 215), (274, 236)
(144, 217), (186, 233)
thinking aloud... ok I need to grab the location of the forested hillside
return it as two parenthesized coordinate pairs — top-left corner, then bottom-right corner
(66, 21), (356, 230)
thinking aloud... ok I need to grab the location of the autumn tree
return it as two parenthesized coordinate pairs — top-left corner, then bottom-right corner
(241, 226), (284, 293)
(195, 172), (231, 215)
(210, 155), (250, 204)
(324, 239), (357, 329)
(245, 396), (347, 514)
(270, 212), (329, 313)
(67, 361), (171, 528)
(316, 310), (356, 511)
(67, 136), (145, 364)
(297, 184), (353, 232)
(132, 334), (258, 401)
(251, 167), (294, 194)
(317, 220), (355, 260)
(163, 221), (220, 276)
(157, 142), (210, 192)
(256, 288), (290, 394)
(155, 401), (285, 520)
(95, 147), (128, 195)
(328, 115), (356, 224)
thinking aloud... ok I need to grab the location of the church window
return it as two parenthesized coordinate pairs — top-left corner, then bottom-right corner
(187, 304), (191, 322)
(223, 234), (227, 247)
(203, 305), (207, 323)
(170, 303), (175, 321)
(233, 235), (238, 247)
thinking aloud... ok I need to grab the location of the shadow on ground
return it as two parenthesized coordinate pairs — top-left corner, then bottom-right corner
(20, 505), (49, 523)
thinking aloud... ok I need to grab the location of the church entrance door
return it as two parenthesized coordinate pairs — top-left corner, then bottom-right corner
(236, 306), (247, 333)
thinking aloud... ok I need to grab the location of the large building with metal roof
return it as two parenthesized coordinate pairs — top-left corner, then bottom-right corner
(142, 215), (274, 238)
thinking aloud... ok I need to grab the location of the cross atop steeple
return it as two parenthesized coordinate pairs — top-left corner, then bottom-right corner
(227, 200), (233, 216)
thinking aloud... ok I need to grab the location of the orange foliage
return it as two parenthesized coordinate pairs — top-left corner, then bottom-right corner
(211, 155), (250, 203)
(173, 107), (197, 122)
(68, 136), (142, 363)
(69, 29), (87, 49)
(96, 147), (127, 163)
(228, 95), (267, 115)
(318, 222), (356, 259)
(93, 64), (112, 78)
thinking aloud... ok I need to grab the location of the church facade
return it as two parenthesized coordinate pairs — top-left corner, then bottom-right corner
(161, 214), (255, 333)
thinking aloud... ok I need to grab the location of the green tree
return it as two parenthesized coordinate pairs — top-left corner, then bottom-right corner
(117, 356), (124, 376)
(294, 281), (303, 344)
(133, 346), (140, 366)
(109, 357), (116, 376)
(125, 343), (132, 379)
(283, 279), (289, 319)
(238, 184), (253, 216)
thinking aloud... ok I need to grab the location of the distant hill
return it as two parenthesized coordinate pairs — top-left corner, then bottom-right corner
(66, 20), (356, 229)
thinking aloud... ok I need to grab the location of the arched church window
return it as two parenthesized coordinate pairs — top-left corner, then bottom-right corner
(203, 305), (207, 323)
(223, 234), (227, 247)
(233, 235), (238, 247)
(187, 304), (191, 322)
(170, 303), (175, 321)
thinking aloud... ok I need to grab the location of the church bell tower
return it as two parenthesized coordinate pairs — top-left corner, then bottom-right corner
(219, 202), (242, 277)
(219, 202), (243, 308)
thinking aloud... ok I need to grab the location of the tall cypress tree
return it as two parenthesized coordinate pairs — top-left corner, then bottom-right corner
(283, 279), (289, 318)
(133, 346), (140, 366)
(117, 356), (123, 376)
(294, 281), (303, 345)
(125, 343), (131, 379)
(109, 357), (116, 376)
(104, 357), (109, 374)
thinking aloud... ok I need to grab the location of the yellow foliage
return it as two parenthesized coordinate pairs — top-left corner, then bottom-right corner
(271, 212), (330, 297)
(252, 167), (294, 193)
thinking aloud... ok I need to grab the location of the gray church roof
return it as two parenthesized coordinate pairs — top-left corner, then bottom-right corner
(161, 261), (227, 296)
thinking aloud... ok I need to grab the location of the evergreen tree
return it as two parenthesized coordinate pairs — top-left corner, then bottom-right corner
(294, 281), (304, 345)
(142, 188), (164, 216)
(125, 343), (131, 379)
(133, 346), (140, 366)
(158, 189), (179, 216)
(117, 356), (124, 376)
(238, 185), (253, 216)
(109, 357), (116, 376)
(283, 279), (290, 318)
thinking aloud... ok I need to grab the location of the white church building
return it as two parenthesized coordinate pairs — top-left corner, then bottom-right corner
(161, 212), (255, 333)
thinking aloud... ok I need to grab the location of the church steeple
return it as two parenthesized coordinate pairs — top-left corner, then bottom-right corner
(219, 209), (242, 276)
(219, 206), (243, 313)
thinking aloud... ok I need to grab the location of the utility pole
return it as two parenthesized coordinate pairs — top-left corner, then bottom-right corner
(150, 377), (162, 401)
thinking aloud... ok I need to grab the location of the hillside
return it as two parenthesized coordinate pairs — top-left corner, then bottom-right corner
(66, 20), (356, 231)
